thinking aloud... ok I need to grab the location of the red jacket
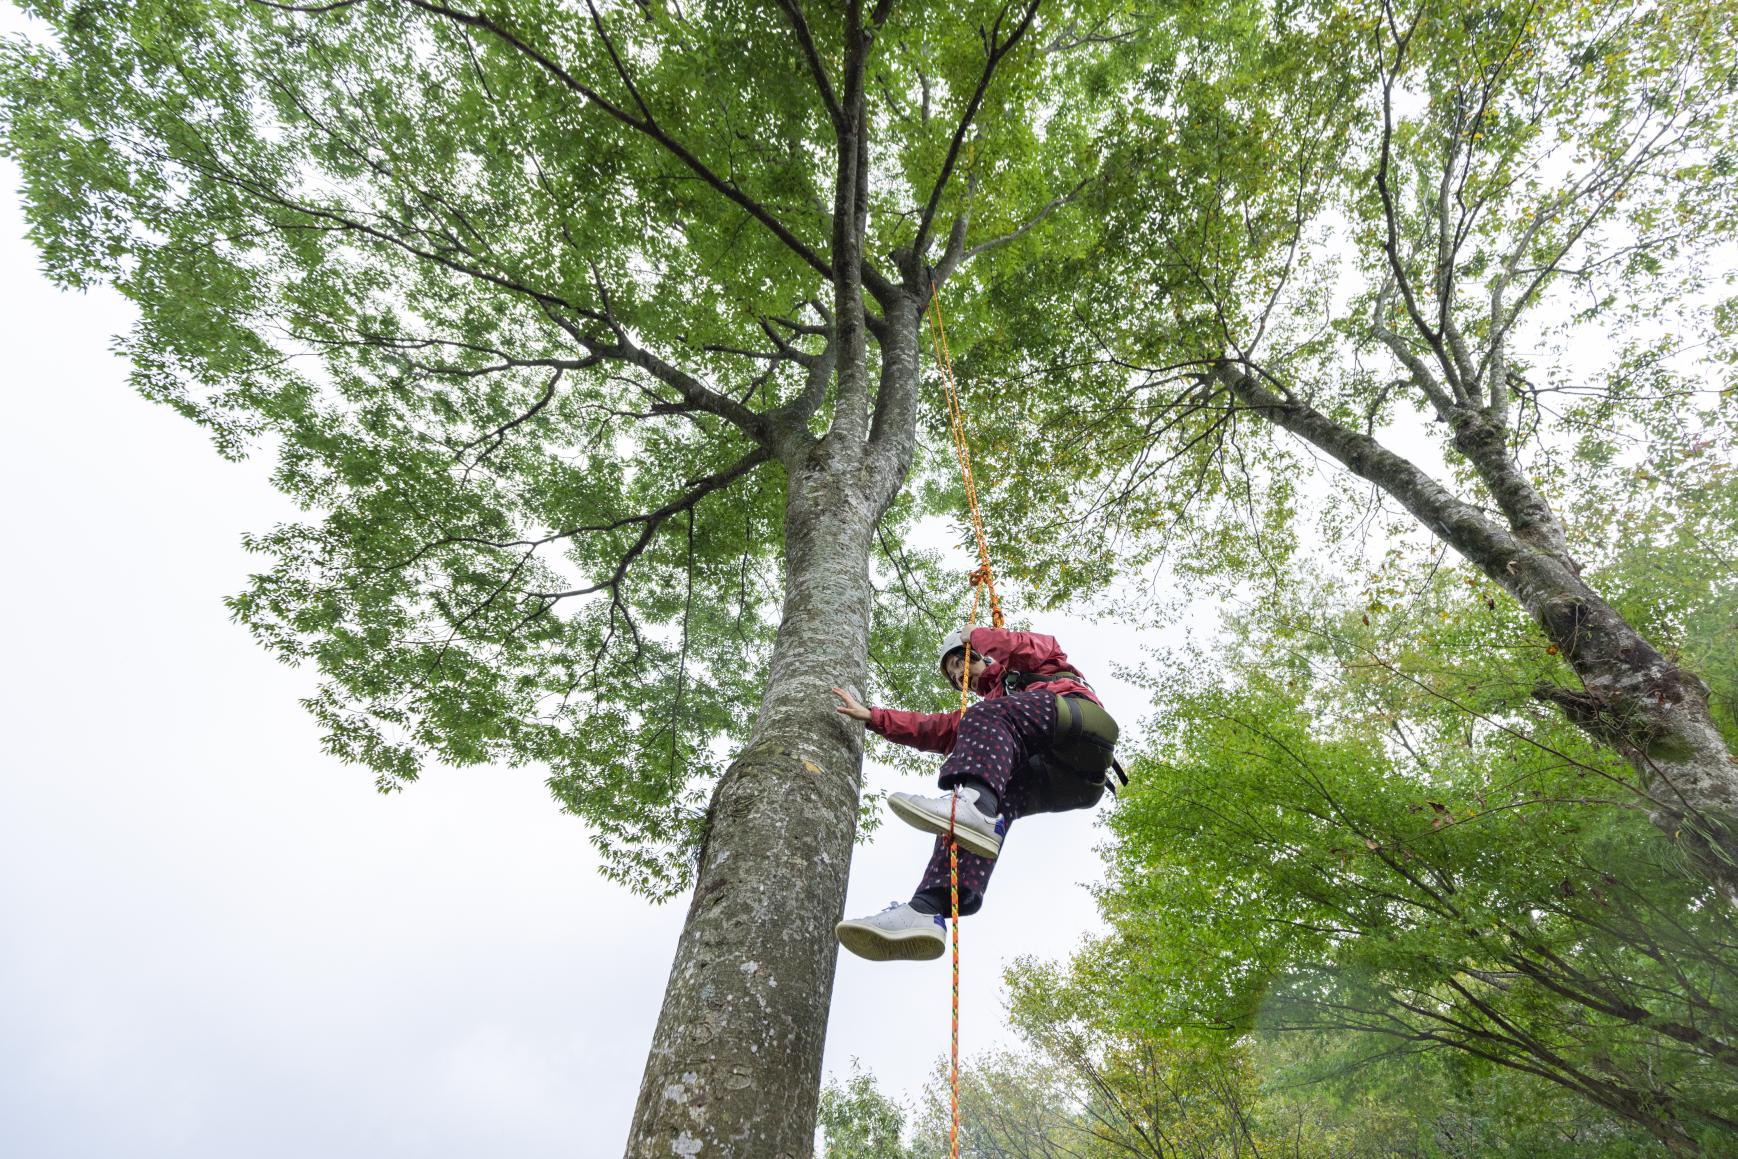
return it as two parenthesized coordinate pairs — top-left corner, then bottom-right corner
(867, 627), (1101, 754)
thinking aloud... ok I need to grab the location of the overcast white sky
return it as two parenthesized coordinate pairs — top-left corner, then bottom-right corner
(0, 132), (1165, 1154)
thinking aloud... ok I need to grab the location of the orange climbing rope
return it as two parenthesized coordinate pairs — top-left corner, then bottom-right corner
(927, 287), (1005, 634)
(926, 285), (1003, 1159)
(947, 789), (961, 1157)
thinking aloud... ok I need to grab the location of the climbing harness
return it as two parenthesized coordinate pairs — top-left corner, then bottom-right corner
(927, 284), (1004, 1159)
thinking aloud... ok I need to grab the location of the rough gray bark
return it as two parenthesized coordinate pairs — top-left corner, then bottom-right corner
(624, 286), (925, 1157)
(624, 267), (926, 1156)
(1217, 364), (1738, 897)
(624, 460), (875, 1158)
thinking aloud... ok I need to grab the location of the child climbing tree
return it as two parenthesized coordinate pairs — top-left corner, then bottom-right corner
(0, 0), (1131, 1153)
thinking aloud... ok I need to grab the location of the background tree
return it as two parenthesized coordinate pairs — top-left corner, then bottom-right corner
(820, 3), (1738, 1148)
(0, 0), (1130, 1151)
(977, 0), (1738, 891)
(823, 947), (1679, 1156)
(817, 1063), (917, 1159)
(909, 1019), (1288, 1157)
(1060, 429), (1738, 1153)
(834, 955), (1600, 1156)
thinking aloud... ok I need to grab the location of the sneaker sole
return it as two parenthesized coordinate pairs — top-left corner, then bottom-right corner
(888, 795), (1003, 858)
(835, 921), (947, 962)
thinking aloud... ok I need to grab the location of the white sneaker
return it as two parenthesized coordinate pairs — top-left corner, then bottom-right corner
(835, 901), (948, 962)
(888, 786), (1005, 858)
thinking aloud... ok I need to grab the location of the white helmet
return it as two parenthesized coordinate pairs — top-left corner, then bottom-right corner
(938, 629), (969, 683)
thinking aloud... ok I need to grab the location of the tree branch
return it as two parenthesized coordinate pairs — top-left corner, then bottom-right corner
(909, 0), (1043, 263)
(1433, 123), (1480, 395)
(521, 448), (773, 602)
(940, 170), (1094, 283)
(1214, 360), (1517, 570)
(773, 0), (844, 131)
(1446, 406), (1571, 558)
(1375, 3), (1469, 405)
(459, 363), (574, 464)
(401, 0), (834, 279)
(1372, 276), (1455, 420)
(766, 325), (836, 456)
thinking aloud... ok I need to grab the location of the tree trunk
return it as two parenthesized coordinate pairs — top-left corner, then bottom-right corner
(623, 443), (881, 1158)
(1219, 366), (1738, 896)
(1511, 554), (1738, 893)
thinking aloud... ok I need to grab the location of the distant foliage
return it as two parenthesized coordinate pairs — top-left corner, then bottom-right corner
(1080, 464), (1738, 1151)
(818, 1064), (916, 1159)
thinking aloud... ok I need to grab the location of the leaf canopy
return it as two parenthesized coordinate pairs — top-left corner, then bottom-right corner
(0, 0), (1130, 893)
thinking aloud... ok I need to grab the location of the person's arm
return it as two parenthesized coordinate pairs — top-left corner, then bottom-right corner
(867, 706), (959, 754)
(966, 627), (1069, 676)
(831, 687), (958, 753)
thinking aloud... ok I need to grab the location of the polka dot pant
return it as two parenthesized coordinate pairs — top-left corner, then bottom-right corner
(915, 688), (1058, 915)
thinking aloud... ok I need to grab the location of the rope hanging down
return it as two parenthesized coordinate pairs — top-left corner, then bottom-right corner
(928, 286), (1005, 633)
(926, 284), (1004, 1159)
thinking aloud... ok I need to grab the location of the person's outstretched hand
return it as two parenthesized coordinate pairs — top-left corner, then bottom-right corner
(830, 687), (871, 722)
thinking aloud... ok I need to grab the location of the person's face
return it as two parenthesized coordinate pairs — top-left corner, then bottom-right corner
(944, 652), (985, 690)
